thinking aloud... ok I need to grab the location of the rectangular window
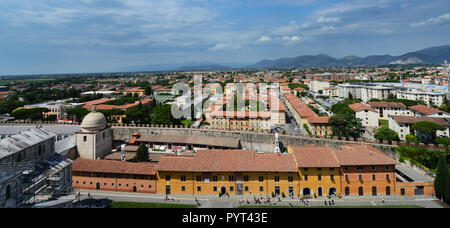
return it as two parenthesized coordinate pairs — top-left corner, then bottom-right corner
(357, 166), (363, 171)
(181, 186), (186, 192)
(213, 186), (217, 192)
(197, 176), (202, 182)
(229, 176), (234, 181)
(245, 186), (249, 192)
(318, 175), (322, 181)
(181, 175), (186, 182)
(213, 176), (218, 182)
(258, 176), (264, 182)
(244, 175), (249, 182)
(83, 136), (87, 142)
(275, 176), (280, 182)
(197, 186), (201, 192)
(165, 175), (170, 181)
(230, 186), (234, 192)
(259, 186), (264, 192)
(288, 176), (294, 182)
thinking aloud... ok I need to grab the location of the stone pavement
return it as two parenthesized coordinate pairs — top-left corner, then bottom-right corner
(77, 190), (447, 208)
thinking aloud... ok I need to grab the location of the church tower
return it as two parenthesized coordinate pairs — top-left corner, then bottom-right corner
(76, 107), (112, 159)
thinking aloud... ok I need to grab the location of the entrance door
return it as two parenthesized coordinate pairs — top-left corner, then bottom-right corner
(329, 188), (336, 196)
(358, 187), (364, 196)
(221, 186), (226, 195)
(236, 184), (243, 196)
(96, 182), (100, 190)
(318, 187), (323, 197)
(165, 185), (171, 195)
(274, 187), (280, 196)
(303, 188), (311, 197)
(415, 186), (424, 196)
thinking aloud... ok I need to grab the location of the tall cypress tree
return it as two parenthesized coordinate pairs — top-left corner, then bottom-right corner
(133, 143), (150, 162)
(445, 171), (450, 205)
(434, 154), (448, 200)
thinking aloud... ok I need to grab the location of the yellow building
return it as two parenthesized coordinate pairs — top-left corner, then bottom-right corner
(306, 116), (333, 137)
(155, 150), (299, 196)
(209, 111), (272, 132)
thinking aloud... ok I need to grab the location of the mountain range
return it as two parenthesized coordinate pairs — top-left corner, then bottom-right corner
(248, 45), (450, 69)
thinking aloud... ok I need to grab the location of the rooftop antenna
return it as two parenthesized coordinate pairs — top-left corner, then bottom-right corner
(120, 144), (126, 162)
(274, 132), (281, 155)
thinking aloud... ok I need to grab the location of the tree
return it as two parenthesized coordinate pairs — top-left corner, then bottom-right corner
(375, 127), (400, 142)
(435, 138), (450, 146)
(405, 134), (419, 143)
(329, 112), (364, 139)
(133, 143), (150, 162)
(331, 103), (354, 115)
(434, 153), (448, 200)
(151, 104), (180, 126)
(66, 108), (90, 122)
(411, 121), (445, 144)
(11, 108), (49, 121)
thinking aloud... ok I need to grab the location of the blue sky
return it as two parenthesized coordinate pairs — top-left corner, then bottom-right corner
(0, 0), (449, 75)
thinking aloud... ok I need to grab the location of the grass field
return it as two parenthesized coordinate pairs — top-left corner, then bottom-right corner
(109, 201), (198, 208)
(379, 120), (389, 128)
(237, 205), (423, 208)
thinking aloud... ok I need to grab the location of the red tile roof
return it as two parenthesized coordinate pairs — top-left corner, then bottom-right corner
(334, 145), (398, 166)
(306, 116), (330, 124)
(391, 115), (449, 126)
(368, 102), (406, 109)
(156, 150), (298, 172)
(410, 105), (445, 115)
(292, 147), (340, 168)
(72, 158), (156, 175)
(349, 103), (378, 113)
(284, 92), (318, 118)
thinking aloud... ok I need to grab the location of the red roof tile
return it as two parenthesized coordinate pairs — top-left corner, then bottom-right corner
(410, 105), (445, 115)
(349, 103), (378, 113)
(368, 102), (406, 109)
(72, 158), (156, 175)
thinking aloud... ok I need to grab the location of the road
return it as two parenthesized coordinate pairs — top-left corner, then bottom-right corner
(76, 190), (446, 208)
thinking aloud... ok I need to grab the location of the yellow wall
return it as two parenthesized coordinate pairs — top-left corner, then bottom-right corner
(299, 167), (341, 197)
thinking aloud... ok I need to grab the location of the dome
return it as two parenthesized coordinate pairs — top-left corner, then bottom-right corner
(81, 109), (107, 132)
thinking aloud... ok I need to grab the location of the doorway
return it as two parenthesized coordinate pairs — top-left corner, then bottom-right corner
(329, 188), (337, 196)
(318, 187), (323, 197)
(221, 186), (226, 195)
(165, 185), (171, 195)
(96, 182), (100, 190)
(303, 188), (311, 197)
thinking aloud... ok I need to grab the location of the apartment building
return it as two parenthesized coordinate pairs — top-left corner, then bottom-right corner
(349, 103), (379, 128)
(368, 102), (413, 120)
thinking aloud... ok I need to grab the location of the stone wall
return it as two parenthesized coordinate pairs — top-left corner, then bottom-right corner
(111, 125), (399, 159)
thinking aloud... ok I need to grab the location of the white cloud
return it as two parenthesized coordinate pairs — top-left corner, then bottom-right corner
(258, 35), (272, 42)
(410, 13), (450, 27)
(208, 43), (242, 51)
(317, 16), (341, 24)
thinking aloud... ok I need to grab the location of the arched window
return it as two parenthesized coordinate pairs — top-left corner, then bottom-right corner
(345, 187), (350, 196)
(386, 174), (390, 181)
(372, 187), (377, 196)
(318, 187), (323, 197)
(372, 174), (376, 181)
(5, 185), (11, 200)
(386, 186), (391, 196)
(358, 187), (364, 196)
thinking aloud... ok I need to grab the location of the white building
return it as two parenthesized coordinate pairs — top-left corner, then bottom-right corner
(349, 103), (379, 128)
(397, 89), (446, 107)
(409, 105), (450, 118)
(368, 102), (413, 120)
(76, 107), (113, 160)
(389, 116), (449, 141)
(0, 128), (73, 208)
(307, 81), (330, 93)
(360, 85), (396, 103)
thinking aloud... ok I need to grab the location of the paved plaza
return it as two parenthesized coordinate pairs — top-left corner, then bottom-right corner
(77, 190), (447, 208)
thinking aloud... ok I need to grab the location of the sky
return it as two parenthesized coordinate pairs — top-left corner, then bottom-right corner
(0, 0), (449, 75)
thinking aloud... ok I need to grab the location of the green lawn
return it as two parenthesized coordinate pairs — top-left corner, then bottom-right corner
(379, 120), (389, 128)
(109, 201), (198, 208)
(237, 205), (423, 209)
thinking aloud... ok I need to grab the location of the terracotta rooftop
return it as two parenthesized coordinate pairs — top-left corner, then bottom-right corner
(349, 103), (378, 113)
(156, 150), (298, 172)
(291, 147), (340, 168)
(72, 158), (156, 175)
(306, 116), (330, 124)
(391, 115), (449, 126)
(368, 102), (406, 109)
(410, 105), (446, 115)
(334, 144), (398, 166)
(284, 92), (318, 118)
